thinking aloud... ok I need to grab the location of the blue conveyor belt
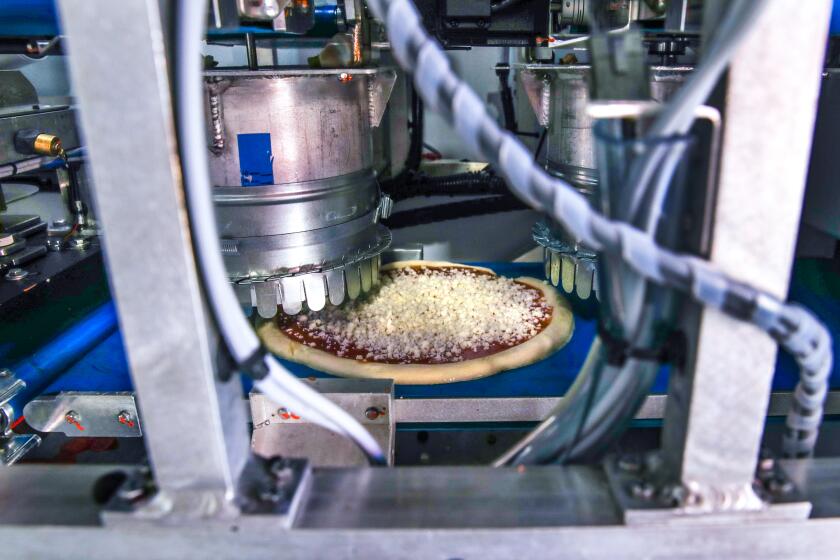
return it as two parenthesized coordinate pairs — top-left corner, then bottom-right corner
(36, 261), (840, 401)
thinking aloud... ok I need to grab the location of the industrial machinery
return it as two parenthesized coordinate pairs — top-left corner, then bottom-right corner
(207, 67), (396, 316)
(1, 0), (840, 558)
(523, 63), (692, 299)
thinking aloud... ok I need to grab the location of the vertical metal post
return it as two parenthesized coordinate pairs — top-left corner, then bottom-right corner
(664, 0), (689, 31)
(58, 0), (250, 517)
(661, 1), (831, 508)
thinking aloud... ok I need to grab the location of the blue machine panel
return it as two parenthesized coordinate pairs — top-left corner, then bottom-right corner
(237, 133), (274, 186)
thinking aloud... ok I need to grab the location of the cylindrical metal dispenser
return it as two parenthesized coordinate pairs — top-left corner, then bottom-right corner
(205, 68), (396, 317)
(520, 64), (691, 300)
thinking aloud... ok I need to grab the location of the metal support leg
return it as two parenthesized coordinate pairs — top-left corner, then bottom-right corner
(658, 0), (831, 514)
(58, 0), (250, 518)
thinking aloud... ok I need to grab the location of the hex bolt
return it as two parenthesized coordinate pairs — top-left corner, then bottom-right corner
(5, 268), (28, 281)
(630, 481), (655, 501)
(46, 238), (65, 252)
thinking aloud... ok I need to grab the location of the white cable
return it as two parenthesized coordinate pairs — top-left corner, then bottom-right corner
(176, 0), (260, 363)
(255, 370), (342, 433)
(260, 359), (386, 462)
(176, 0), (385, 464)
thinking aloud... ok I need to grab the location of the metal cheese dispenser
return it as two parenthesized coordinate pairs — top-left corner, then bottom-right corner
(205, 68), (396, 317)
(520, 64), (691, 300)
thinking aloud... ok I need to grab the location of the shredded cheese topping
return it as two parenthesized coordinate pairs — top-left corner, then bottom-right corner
(289, 266), (551, 364)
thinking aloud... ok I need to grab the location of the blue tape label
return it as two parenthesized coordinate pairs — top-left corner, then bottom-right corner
(237, 133), (274, 186)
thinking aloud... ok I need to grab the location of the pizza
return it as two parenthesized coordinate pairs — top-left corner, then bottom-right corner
(258, 261), (574, 385)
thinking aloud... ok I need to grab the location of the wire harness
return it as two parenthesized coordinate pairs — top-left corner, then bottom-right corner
(367, 0), (832, 458)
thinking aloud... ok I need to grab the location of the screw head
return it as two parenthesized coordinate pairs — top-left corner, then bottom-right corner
(46, 238), (65, 252)
(69, 237), (90, 250)
(365, 407), (381, 421)
(5, 268), (28, 281)
(52, 218), (68, 227)
(65, 410), (80, 423)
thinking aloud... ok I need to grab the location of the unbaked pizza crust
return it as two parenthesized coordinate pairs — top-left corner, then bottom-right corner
(258, 261), (574, 385)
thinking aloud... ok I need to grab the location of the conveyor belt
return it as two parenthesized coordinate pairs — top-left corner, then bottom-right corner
(34, 260), (840, 404)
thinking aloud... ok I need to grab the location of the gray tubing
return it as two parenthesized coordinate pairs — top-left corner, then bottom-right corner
(368, 0), (832, 458)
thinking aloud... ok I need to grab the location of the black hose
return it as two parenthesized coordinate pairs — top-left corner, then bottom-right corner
(534, 128), (548, 163)
(495, 63), (518, 133)
(384, 195), (528, 229)
(389, 170), (509, 201)
(380, 85), (424, 193)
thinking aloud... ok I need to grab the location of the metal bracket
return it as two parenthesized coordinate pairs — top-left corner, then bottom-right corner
(604, 453), (812, 526)
(23, 392), (142, 438)
(0, 434), (41, 466)
(102, 458), (311, 528)
(0, 369), (25, 410)
(250, 378), (395, 466)
(368, 69), (398, 128)
(205, 78), (231, 155)
(0, 368), (40, 466)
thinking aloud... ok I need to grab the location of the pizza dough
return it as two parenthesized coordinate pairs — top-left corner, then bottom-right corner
(258, 261), (574, 385)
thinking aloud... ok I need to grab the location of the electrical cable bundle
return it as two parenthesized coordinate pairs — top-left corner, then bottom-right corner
(366, 0), (832, 462)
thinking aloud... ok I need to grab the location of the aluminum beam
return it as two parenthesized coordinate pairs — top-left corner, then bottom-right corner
(661, 0), (831, 507)
(58, 0), (250, 516)
(1, 462), (840, 559)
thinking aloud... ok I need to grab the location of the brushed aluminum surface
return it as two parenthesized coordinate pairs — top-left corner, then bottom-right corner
(205, 68), (393, 186)
(519, 64), (691, 189)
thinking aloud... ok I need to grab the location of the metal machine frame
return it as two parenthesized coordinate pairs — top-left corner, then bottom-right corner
(1, 0), (838, 558)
